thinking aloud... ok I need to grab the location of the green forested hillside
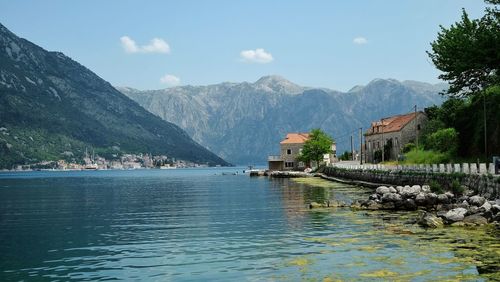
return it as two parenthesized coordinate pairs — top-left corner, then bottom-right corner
(0, 23), (229, 168)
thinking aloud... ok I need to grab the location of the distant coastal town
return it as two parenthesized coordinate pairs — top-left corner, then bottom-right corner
(4, 152), (210, 172)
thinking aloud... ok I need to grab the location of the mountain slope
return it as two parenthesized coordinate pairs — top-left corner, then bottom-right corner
(120, 76), (446, 165)
(0, 23), (228, 168)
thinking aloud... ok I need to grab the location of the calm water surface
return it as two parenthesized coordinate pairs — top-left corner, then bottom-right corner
(0, 168), (498, 281)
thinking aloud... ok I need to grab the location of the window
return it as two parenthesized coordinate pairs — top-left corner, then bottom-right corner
(298, 161), (304, 167)
(417, 124), (421, 130)
(287, 149), (292, 155)
(285, 162), (294, 168)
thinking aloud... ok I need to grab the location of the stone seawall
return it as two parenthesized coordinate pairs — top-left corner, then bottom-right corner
(321, 167), (500, 199)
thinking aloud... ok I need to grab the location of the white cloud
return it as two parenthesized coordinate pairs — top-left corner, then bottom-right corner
(160, 74), (180, 86)
(240, 48), (274, 64)
(353, 37), (368, 45)
(120, 36), (171, 54)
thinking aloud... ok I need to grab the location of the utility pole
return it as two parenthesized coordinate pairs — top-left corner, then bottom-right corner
(350, 135), (354, 161)
(381, 118), (385, 163)
(484, 93), (488, 160)
(359, 127), (363, 165)
(415, 105), (418, 150)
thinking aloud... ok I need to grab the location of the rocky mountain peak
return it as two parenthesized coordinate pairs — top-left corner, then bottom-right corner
(253, 75), (303, 94)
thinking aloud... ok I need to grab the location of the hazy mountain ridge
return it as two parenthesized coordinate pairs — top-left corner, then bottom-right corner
(0, 23), (228, 168)
(120, 76), (446, 165)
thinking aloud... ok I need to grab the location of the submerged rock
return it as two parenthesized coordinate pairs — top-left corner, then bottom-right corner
(309, 202), (323, 209)
(463, 214), (488, 225)
(418, 213), (444, 228)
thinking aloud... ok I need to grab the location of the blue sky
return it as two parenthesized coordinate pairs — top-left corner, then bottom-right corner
(0, 0), (488, 91)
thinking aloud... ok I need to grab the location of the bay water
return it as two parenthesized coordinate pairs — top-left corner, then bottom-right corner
(0, 168), (498, 281)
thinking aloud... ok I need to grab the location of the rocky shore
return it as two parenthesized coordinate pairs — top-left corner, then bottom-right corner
(352, 184), (500, 228)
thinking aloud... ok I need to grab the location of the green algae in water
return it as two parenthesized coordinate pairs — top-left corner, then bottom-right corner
(286, 176), (500, 280)
(359, 269), (399, 278)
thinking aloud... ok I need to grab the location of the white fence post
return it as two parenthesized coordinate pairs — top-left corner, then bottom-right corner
(439, 164), (446, 173)
(462, 163), (470, 174)
(470, 163), (477, 174)
(479, 163), (487, 174)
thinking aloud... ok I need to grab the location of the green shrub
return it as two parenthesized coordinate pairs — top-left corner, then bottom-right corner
(425, 128), (459, 154)
(451, 179), (464, 195)
(402, 142), (416, 154)
(429, 180), (444, 194)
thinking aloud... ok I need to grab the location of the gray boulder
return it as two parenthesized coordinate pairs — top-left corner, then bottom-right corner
(427, 193), (438, 204)
(493, 212), (500, 222)
(491, 204), (500, 214)
(369, 194), (379, 201)
(396, 186), (404, 194)
(469, 195), (486, 206)
(415, 193), (437, 206)
(468, 206), (480, 215)
(376, 186), (391, 195)
(437, 194), (450, 204)
(442, 208), (468, 222)
(463, 214), (488, 225)
(444, 192), (454, 199)
(404, 199), (417, 210)
(458, 200), (470, 209)
(400, 185), (421, 198)
(415, 193), (427, 205)
(479, 201), (492, 213)
(388, 186), (397, 193)
(381, 192), (402, 203)
(421, 185), (431, 193)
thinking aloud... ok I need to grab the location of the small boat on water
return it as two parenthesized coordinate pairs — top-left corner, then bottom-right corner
(160, 165), (176, 169)
(84, 163), (98, 170)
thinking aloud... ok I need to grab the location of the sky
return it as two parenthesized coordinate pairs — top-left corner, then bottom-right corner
(0, 0), (488, 91)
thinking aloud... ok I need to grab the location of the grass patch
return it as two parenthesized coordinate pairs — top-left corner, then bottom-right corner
(402, 148), (449, 164)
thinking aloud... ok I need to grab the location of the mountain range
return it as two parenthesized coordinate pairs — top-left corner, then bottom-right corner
(0, 23), (229, 168)
(120, 76), (447, 165)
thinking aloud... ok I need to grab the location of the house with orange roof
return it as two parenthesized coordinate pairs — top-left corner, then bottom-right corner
(364, 111), (427, 163)
(268, 133), (337, 171)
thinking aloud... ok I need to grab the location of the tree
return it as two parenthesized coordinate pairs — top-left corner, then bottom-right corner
(427, 1), (500, 97)
(298, 129), (334, 167)
(425, 128), (459, 155)
(339, 151), (352, 161)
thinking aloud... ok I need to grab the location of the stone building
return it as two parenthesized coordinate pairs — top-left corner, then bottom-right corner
(268, 133), (337, 171)
(364, 112), (427, 163)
